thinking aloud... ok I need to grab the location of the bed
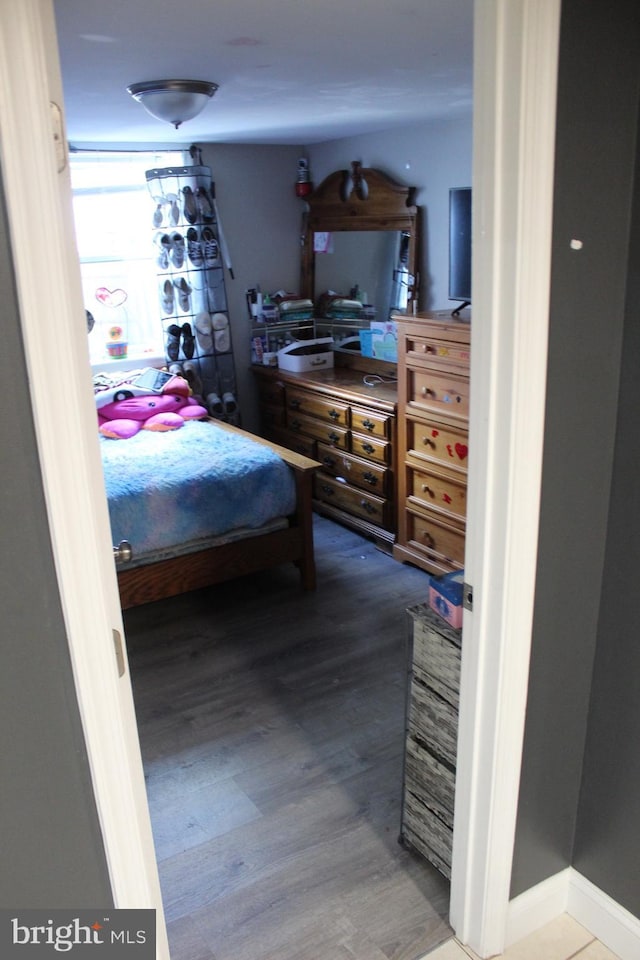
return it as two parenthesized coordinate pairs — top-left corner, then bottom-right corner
(100, 417), (319, 609)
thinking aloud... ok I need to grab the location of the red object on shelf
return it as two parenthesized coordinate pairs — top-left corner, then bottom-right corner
(296, 157), (312, 198)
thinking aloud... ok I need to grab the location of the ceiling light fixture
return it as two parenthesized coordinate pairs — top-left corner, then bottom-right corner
(126, 79), (218, 129)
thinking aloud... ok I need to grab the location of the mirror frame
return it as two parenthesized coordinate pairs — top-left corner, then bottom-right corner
(300, 162), (420, 314)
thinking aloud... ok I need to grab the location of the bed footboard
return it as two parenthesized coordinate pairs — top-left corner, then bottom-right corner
(117, 421), (319, 608)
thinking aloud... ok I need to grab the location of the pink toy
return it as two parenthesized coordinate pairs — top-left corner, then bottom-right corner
(98, 388), (208, 439)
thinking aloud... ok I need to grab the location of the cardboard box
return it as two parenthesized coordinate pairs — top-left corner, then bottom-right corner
(428, 570), (464, 629)
(370, 320), (398, 362)
(277, 337), (334, 372)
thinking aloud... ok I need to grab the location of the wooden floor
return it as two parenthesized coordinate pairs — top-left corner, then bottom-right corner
(124, 515), (452, 960)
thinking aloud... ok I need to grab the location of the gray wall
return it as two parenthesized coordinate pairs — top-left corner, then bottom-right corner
(572, 86), (640, 911)
(198, 143), (304, 434)
(0, 169), (113, 907)
(511, 0), (640, 907)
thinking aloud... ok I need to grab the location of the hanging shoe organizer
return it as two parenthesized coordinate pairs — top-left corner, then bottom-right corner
(146, 163), (239, 424)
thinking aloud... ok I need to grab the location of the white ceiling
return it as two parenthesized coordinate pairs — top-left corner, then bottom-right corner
(53, 0), (473, 146)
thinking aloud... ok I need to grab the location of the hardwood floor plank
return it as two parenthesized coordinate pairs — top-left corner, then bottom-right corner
(157, 772), (415, 923)
(160, 915), (217, 960)
(124, 515), (450, 960)
(176, 808), (449, 960)
(148, 777), (262, 862)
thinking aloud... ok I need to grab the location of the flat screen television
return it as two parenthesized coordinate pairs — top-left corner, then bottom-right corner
(449, 187), (472, 314)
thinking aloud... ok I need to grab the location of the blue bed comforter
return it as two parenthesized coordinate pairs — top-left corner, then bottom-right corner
(100, 420), (296, 557)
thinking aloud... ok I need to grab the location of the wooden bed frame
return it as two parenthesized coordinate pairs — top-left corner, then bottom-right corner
(116, 420), (319, 609)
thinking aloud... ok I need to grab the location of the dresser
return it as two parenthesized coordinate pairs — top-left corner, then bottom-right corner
(392, 313), (471, 575)
(401, 602), (461, 879)
(252, 355), (397, 547)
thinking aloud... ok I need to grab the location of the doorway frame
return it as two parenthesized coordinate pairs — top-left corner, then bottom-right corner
(0, 0), (561, 957)
(450, 0), (561, 956)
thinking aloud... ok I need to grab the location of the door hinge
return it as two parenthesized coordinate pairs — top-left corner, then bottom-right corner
(463, 582), (474, 612)
(113, 629), (126, 678)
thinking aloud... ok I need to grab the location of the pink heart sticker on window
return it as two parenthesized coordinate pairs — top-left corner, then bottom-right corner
(95, 287), (128, 307)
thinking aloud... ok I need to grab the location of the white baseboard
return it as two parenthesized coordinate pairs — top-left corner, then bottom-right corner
(505, 869), (571, 947)
(505, 868), (640, 960)
(568, 870), (640, 960)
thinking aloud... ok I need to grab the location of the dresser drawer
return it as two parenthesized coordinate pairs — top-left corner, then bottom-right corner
(408, 464), (467, 523)
(404, 736), (456, 828)
(408, 417), (469, 475)
(406, 335), (471, 370)
(350, 405), (392, 439)
(314, 474), (390, 527)
(412, 618), (461, 708)
(317, 442), (390, 495)
(261, 402), (287, 431)
(350, 432), (391, 465)
(407, 510), (465, 569)
(254, 366), (397, 541)
(287, 411), (349, 450)
(287, 387), (349, 427)
(257, 379), (286, 407)
(408, 675), (458, 767)
(408, 368), (470, 419)
(270, 426), (317, 459)
(400, 317), (470, 346)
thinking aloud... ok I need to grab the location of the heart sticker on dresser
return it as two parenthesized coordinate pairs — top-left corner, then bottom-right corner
(455, 442), (468, 461)
(95, 286), (128, 308)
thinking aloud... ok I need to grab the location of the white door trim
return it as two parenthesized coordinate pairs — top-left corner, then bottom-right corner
(449, 1), (561, 956)
(0, 2), (169, 954)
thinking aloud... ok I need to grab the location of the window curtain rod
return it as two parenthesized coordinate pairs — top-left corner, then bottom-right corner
(68, 145), (190, 154)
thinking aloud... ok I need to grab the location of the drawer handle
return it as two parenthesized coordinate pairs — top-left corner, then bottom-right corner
(421, 484), (434, 497)
(422, 436), (436, 448)
(290, 418), (302, 430)
(289, 398), (301, 410)
(361, 442), (375, 454)
(328, 409), (340, 421)
(422, 531), (436, 549)
(360, 500), (378, 515)
(362, 471), (378, 486)
(419, 343), (436, 354)
(421, 386), (436, 397)
(322, 455), (336, 468)
(328, 431), (340, 443)
(320, 484), (334, 496)
(361, 418), (375, 432)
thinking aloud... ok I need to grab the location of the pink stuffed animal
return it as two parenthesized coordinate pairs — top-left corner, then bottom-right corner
(98, 389), (208, 439)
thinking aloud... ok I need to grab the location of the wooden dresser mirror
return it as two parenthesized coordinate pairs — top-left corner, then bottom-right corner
(300, 162), (421, 326)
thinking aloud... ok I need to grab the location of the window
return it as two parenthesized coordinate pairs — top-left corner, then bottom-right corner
(69, 150), (186, 367)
